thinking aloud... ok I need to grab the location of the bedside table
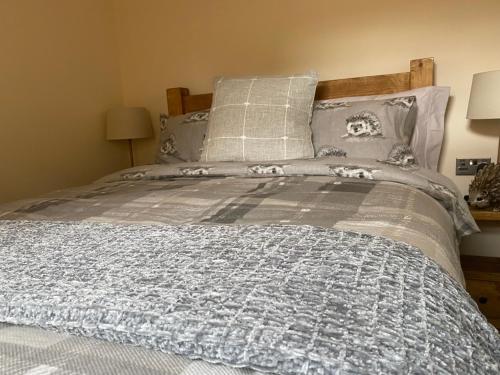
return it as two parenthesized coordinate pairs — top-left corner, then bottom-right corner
(461, 208), (500, 330)
(469, 207), (500, 222)
(461, 255), (500, 329)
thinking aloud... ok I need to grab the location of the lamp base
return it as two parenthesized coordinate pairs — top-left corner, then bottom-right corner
(498, 137), (500, 164)
(128, 139), (134, 167)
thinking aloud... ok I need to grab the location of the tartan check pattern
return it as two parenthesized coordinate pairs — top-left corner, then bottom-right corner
(0, 157), (479, 284)
(201, 74), (317, 162)
(0, 324), (258, 374)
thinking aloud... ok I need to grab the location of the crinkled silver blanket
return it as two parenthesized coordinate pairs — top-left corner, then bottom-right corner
(0, 220), (498, 374)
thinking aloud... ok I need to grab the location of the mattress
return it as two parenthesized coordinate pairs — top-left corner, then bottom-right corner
(0, 157), (497, 374)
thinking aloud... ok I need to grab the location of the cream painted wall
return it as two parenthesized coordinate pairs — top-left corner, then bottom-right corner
(2, 0), (498, 203)
(2, 0), (499, 255)
(0, 0), (127, 204)
(113, 0), (500, 194)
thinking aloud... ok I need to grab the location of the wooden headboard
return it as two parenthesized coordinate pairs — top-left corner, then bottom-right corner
(166, 57), (434, 116)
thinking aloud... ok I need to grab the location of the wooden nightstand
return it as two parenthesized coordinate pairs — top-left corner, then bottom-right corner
(461, 208), (500, 329)
(469, 207), (500, 222)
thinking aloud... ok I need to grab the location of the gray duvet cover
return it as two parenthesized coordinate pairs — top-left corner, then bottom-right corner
(0, 157), (497, 374)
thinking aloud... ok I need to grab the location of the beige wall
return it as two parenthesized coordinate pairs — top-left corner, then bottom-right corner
(0, 0), (127, 203)
(113, 0), (500, 194)
(0, 1), (497, 251)
(2, 0), (499, 206)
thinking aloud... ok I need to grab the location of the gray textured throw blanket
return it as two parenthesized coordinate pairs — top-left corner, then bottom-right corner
(0, 220), (498, 374)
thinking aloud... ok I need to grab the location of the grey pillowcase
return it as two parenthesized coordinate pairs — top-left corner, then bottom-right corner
(201, 73), (318, 162)
(313, 87), (450, 170)
(156, 112), (209, 163)
(311, 97), (417, 166)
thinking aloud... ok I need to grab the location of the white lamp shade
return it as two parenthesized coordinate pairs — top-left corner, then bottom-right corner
(467, 70), (500, 120)
(106, 107), (153, 140)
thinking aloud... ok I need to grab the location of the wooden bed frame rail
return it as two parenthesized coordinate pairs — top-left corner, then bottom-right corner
(167, 58), (434, 116)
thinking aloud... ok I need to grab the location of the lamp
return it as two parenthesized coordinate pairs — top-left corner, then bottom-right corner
(467, 70), (500, 163)
(106, 107), (153, 167)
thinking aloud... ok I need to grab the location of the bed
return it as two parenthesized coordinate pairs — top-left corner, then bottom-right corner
(0, 58), (498, 375)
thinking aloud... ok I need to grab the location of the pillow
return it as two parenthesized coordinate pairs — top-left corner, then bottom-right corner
(311, 96), (417, 166)
(156, 111), (209, 163)
(313, 86), (450, 170)
(201, 73), (318, 162)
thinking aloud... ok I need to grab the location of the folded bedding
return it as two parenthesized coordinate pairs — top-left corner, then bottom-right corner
(0, 157), (497, 374)
(1, 221), (498, 374)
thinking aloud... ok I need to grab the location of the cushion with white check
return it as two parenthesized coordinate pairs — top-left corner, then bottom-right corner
(201, 73), (318, 162)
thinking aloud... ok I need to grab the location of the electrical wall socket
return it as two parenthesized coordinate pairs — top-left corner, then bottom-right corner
(456, 158), (491, 175)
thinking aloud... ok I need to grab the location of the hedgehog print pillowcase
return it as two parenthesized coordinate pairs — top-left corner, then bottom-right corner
(156, 111), (209, 164)
(311, 96), (418, 167)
